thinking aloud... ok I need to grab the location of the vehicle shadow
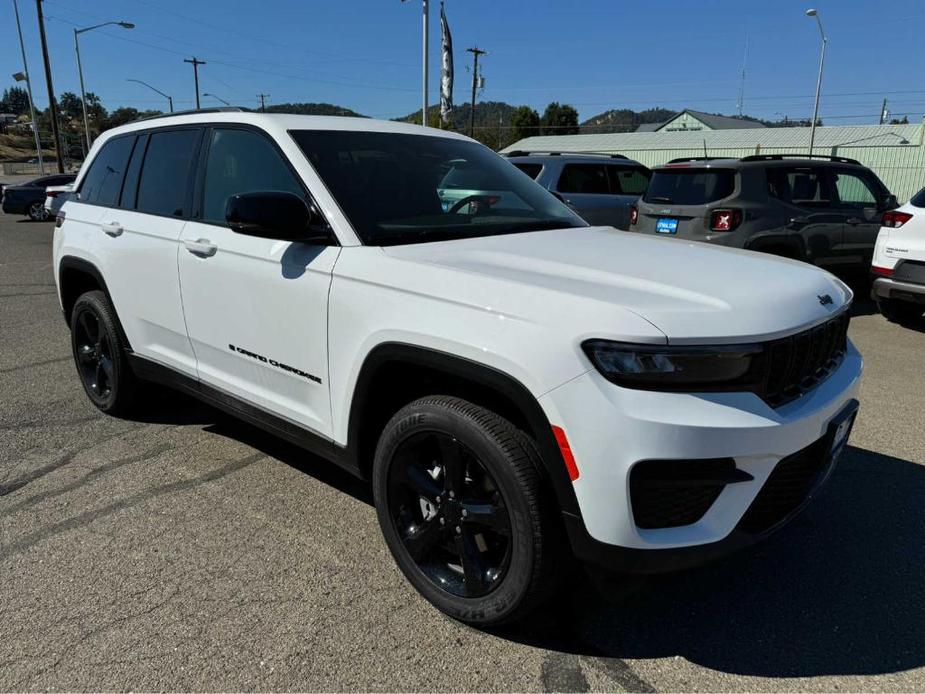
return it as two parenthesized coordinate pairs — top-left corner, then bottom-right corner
(498, 444), (925, 678)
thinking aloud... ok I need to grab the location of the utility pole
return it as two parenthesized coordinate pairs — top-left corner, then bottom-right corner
(184, 57), (206, 109)
(13, 0), (43, 174)
(736, 32), (749, 117)
(257, 93), (269, 112)
(466, 46), (486, 138)
(35, 0), (64, 173)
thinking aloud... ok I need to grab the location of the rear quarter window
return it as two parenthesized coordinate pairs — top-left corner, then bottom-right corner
(644, 169), (735, 205)
(77, 135), (136, 206)
(909, 187), (925, 208)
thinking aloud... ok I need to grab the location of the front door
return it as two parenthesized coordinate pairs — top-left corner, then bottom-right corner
(831, 167), (884, 265)
(177, 126), (339, 436)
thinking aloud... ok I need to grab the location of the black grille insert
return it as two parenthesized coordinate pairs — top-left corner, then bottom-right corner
(630, 458), (751, 529)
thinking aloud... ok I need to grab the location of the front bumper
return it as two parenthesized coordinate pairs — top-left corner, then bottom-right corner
(872, 277), (925, 304)
(540, 340), (863, 572)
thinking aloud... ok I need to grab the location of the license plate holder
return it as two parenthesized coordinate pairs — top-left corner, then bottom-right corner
(827, 400), (858, 467)
(656, 218), (678, 234)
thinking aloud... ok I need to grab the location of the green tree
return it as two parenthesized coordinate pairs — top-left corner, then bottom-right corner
(1, 86), (30, 114)
(59, 92), (83, 122)
(511, 106), (540, 141)
(540, 102), (579, 136)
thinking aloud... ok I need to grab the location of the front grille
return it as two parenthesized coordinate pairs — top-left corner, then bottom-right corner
(762, 312), (850, 407)
(630, 458), (739, 529)
(737, 435), (832, 534)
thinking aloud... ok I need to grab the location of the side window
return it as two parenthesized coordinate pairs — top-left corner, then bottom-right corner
(513, 163), (542, 180)
(832, 169), (878, 207)
(77, 136), (135, 206)
(201, 128), (304, 224)
(136, 129), (201, 218)
(557, 164), (609, 195)
(608, 166), (650, 195)
(767, 167), (831, 208)
(118, 133), (148, 210)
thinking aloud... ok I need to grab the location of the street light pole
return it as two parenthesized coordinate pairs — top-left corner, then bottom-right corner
(126, 78), (173, 113)
(12, 0), (44, 174)
(74, 20), (135, 151)
(806, 8), (827, 155)
(402, 0), (429, 127)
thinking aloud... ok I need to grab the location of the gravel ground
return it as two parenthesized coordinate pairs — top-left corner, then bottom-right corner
(1, 213), (923, 692)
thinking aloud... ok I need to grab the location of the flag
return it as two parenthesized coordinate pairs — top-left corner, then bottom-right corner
(440, 1), (454, 124)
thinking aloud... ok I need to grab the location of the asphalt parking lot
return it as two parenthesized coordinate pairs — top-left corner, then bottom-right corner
(2, 211), (924, 692)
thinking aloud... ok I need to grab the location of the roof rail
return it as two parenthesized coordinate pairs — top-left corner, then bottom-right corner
(505, 150), (628, 160)
(739, 153), (861, 165)
(666, 157), (727, 164)
(132, 106), (247, 123)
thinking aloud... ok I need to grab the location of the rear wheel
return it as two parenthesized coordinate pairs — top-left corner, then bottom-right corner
(878, 298), (923, 325)
(70, 290), (139, 415)
(28, 201), (48, 221)
(372, 395), (561, 626)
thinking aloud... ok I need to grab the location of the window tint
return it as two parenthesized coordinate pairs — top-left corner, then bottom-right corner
(201, 128), (303, 224)
(644, 169), (735, 205)
(911, 187), (925, 208)
(608, 166), (650, 195)
(766, 167), (831, 208)
(557, 164), (610, 194)
(832, 169), (878, 207)
(136, 129), (200, 217)
(512, 163), (542, 180)
(119, 133), (147, 209)
(78, 136), (135, 206)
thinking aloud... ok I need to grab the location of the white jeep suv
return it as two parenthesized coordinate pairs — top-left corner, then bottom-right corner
(54, 109), (862, 626)
(871, 186), (925, 324)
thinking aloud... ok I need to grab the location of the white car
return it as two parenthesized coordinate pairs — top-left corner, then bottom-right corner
(54, 110), (862, 626)
(871, 188), (925, 323)
(44, 182), (74, 217)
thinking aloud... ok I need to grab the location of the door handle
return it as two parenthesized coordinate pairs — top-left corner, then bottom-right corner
(101, 221), (123, 237)
(184, 238), (218, 257)
(846, 217), (863, 225)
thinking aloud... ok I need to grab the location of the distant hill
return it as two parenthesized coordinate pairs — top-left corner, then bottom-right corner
(264, 102), (366, 117)
(395, 101), (525, 149)
(580, 108), (675, 133)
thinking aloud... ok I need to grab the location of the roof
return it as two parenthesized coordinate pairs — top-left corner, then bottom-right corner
(101, 111), (471, 142)
(636, 109), (767, 132)
(503, 122), (923, 154)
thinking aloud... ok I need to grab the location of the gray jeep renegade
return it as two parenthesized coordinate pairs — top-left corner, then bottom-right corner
(630, 154), (896, 269)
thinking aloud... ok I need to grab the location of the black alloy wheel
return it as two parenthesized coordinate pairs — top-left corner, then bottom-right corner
(74, 307), (116, 404)
(387, 431), (512, 598)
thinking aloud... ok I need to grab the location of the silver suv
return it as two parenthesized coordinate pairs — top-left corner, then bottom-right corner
(505, 151), (650, 230)
(631, 154), (896, 269)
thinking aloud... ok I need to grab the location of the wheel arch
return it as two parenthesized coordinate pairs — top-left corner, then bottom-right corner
(58, 256), (132, 350)
(745, 233), (808, 261)
(346, 342), (580, 516)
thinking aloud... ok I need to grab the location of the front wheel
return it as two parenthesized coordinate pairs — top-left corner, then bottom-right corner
(372, 396), (561, 627)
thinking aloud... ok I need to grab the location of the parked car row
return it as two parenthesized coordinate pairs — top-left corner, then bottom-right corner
(1, 173), (76, 221)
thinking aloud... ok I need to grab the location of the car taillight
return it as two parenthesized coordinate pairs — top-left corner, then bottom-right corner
(46, 191), (59, 198)
(871, 265), (893, 277)
(630, 205), (638, 225)
(55, 210), (66, 228)
(882, 210), (912, 228)
(710, 208), (742, 232)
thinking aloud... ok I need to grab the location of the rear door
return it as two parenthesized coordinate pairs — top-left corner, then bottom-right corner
(555, 163), (620, 226)
(831, 167), (885, 265)
(96, 127), (203, 376)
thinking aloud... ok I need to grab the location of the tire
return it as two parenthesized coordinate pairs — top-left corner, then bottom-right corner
(27, 201), (48, 221)
(372, 395), (562, 627)
(70, 290), (139, 415)
(878, 298), (923, 325)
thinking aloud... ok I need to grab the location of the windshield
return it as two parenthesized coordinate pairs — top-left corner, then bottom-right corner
(643, 168), (736, 205)
(290, 130), (585, 245)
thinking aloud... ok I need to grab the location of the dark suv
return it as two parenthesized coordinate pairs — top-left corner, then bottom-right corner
(505, 151), (650, 230)
(630, 154), (895, 269)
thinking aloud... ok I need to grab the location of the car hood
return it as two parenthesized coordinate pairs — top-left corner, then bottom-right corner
(382, 226), (852, 343)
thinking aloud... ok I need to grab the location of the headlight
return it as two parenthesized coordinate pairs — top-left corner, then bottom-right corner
(581, 339), (766, 391)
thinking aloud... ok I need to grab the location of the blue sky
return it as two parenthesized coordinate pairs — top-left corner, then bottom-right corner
(4, 0), (924, 124)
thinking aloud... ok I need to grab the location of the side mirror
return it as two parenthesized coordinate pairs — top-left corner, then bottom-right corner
(225, 191), (333, 244)
(879, 193), (898, 211)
